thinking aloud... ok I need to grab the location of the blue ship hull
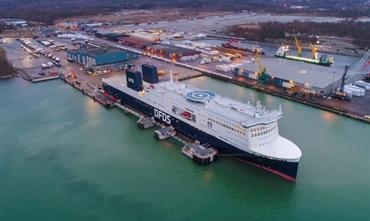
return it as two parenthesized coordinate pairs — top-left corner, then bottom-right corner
(104, 84), (299, 181)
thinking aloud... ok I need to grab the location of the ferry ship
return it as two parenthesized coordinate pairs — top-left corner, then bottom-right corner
(103, 67), (302, 181)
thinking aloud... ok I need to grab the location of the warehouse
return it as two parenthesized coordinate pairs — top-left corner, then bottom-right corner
(235, 57), (351, 94)
(56, 22), (80, 30)
(95, 31), (126, 41)
(67, 47), (138, 67)
(117, 36), (155, 48)
(0, 19), (27, 27)
(143, 43), (200, 60)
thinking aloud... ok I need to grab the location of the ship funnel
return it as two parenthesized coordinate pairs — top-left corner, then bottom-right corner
(126, 69), (143, 92)
(142, 64), (159, 83)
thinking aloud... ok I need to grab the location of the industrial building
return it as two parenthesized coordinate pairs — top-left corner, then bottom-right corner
(56, 22), (80, 30)
(235, 57), (357, 94)
(95, 31), (126, 41)
(0, 19), (27, 27)
(67, 47), (138, 66)
(39, 28), (61, 37)
(117, 36), (155, 49)
(130, 32), (160, 41)
(143, 43), (200, 60)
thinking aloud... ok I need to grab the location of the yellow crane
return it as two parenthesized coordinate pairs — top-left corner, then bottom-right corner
(294, 36), (302, 57)
(255, 53), (269, 84)
(255, 53), (265, 75)
(309, 43), (318, 60)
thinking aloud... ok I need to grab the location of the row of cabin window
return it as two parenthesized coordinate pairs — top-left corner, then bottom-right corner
(208, 118), (245, 135)
(251, 126), (276, 137)
(251, 126), (270, 132)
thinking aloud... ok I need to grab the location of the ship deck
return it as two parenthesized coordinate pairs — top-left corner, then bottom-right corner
(103, 76), (282, 124)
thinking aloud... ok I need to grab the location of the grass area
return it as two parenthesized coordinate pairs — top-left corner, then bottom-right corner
(0, 47), (17, 78)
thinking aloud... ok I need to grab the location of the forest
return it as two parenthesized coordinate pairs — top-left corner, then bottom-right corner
(227, 21), (370, 48)
(0, 47), (17, 77)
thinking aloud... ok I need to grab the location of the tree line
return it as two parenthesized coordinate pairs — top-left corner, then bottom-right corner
(228, 21), (370, 48)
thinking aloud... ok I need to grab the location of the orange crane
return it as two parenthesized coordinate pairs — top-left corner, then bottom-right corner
(294, 36), (302, 57)
(309, 44), (318, 60)
(69, 69), (77, 80)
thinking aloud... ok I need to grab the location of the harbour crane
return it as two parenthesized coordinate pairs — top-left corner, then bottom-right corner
(255, 53), (269, 84)
(332, 65), (351, 101)
(70, 69), (77, 80)
(294, 36), (302, 57)
(365, 61), (370, 81)
(255, 53), (264, 74)
(309, 43), (318, 60)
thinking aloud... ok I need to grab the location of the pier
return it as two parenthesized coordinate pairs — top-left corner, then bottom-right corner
(154, 126), (176, 140)
(31, 73), (59, 83)
(115, 103), (141, 117)
(137, 116), (156, 129)
(59, 73), (115, 108)
(112, 99), (218, 165)
(182, 141), (218, 165)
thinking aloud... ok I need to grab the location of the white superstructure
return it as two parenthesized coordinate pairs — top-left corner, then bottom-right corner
(104, 76), (302, 163)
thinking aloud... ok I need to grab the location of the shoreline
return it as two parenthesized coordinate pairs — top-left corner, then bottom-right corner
(14, 69), (370, 124)
(207, 35), (365, 58)
(2, 34), (368, 125)
(202, 73), (370, 124)
(0, 73), (17, 79)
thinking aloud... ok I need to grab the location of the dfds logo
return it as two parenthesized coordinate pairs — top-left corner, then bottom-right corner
(154, 109), (171, 124)
(128, 78), (135, 83)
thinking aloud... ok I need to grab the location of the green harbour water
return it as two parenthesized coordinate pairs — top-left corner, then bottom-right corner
(0, 76), (369, 221)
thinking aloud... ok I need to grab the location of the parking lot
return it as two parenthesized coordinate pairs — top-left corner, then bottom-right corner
(2, 38), (63, 77)
(2, 35), (203, 87)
